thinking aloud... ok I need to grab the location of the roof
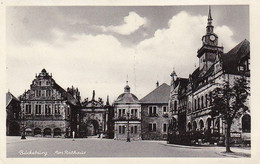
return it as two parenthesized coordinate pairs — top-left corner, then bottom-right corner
(6, 92), (19, 107)
(114, 92), (139, 104)
(221, 39), (250, 75)
(140, 83), (170, 104)
(53, 82), (80, 106)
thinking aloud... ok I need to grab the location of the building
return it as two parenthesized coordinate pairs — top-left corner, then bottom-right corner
(168, 7), (250, 145)
(78, 90), (113, 138)
(113, 82), (142, 140)
(140, 82), (170, 140)
(19, 69), (81, 137)
(6, 92), (21, 136)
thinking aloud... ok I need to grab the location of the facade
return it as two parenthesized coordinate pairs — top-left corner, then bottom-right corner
(78, 90), (113, 138)
(113, 83), (142, 140)
(140, 83), (170, 140)
(168, 7), (250, 145)
(19, 69), (80, 137)
(6, 92), (21, 136)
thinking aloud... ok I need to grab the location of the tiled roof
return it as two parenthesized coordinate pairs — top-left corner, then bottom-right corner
(221, 39), (250, 75)
(140, 83), (170, 104)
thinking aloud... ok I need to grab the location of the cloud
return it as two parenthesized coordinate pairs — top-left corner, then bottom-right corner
(215, 25), (237, 51)
(100, 12), (147, 35)
(7, 11), (237, 101)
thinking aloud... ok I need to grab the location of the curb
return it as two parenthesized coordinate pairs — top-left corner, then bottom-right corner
(215, 151), (251, 158)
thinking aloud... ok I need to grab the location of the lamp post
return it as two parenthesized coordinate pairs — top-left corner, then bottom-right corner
(126, 112), (130, 142)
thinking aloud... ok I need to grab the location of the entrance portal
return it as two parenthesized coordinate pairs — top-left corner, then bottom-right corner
(86, 120), (99, 136)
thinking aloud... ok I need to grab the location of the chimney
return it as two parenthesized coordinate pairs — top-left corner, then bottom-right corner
(156, 81), (159, 88)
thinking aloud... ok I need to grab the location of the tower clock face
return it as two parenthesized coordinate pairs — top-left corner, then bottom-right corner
(210, 35), (215, 41)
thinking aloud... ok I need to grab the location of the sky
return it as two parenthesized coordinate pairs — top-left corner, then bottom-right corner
(6, 5), (249, 102)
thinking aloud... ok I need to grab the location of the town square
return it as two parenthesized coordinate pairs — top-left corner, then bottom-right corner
(5, 5), (250, 158)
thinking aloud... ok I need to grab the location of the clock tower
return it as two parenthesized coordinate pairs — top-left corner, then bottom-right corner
(197, 6), (223, 72)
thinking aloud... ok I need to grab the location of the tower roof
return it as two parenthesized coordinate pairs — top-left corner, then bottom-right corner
(208, 6), (212, 21)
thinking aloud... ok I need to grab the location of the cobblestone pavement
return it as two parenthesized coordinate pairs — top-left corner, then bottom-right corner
(6, 136), (250, 158)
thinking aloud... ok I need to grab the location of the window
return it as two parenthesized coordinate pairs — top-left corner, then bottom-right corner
(149, 106), (153, 115)
(25, 104), (31, 114)
(119, 126), (122, 134)
(153, 107), (157, 114)
(163, 106), (167, 113)
(46, 90), (52, 97)
(201, 96), (204, 108)
(148, 106), (157, 116)
(35, 104), (41, 115)
(36, 90), (41, 97)
(131, 109), (138, 117)
(39, 81), (41, 86)
(149, 123), (156, 132)
(131, 126), (134, 133)
(195, 99), (197, 110)
(54, 104), (60, 115)
(67, 107), (70, 116)
(242, 114), (251, 133)
(45, 104), (51, 115)
(122, 126), (125, 134)
(118, 109), (122, 117)
(134, 126), (137, 134)
(118, 126), (125, 134)
(174, 101), (177, 111)
(205, 94), (208, 107)
(198, 98), (200, 109)
(163, 123), (167, 133)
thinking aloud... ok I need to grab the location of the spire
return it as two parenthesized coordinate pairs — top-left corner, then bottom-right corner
(106, 95), (110, 105)
(92, 90), (95, 100)
(208, 6), (212, 23)
(206, 5), (214, 34)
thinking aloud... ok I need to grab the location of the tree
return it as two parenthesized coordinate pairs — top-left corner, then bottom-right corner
(211, 75), (250, 152)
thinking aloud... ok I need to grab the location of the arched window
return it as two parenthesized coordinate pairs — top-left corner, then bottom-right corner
(193, 121), (197, 131)
(34, 128), (41, 136)
(43, 128), (52, 136)
(199, 120), (204, 130)
(206, 118), (211, 131)
(242, 114), (251, 133)
(187, 122), (192, 131)
(54, 128), (62, 136)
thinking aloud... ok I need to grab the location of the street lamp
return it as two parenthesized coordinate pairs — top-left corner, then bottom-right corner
(126, 112), (130, 142)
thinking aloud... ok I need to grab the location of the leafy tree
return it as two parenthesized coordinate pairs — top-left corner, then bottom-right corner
(211, 75), (250, 152)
